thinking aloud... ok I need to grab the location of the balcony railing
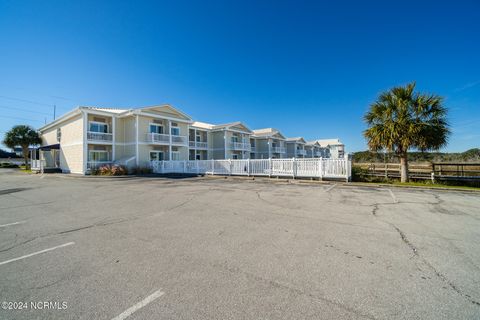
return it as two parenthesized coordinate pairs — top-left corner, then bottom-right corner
(189, 141), (208, 149)
(271, 146), (286, 153)
(87, 131), (113, 142)
(145, 133), (170, 144)
(297, 149), (307, 156)
(87, 161), (113, 169)
(171, 135), (188, 146)
(229, 142), (251, 151)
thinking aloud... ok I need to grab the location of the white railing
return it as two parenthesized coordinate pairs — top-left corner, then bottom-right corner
(145, 133), (170, 144)
(87, 131), (113, 142)
(150, 157), (351, 181)
(189, 141), (208, 149)
(87, 161), (113, 169)
(229, 142), (251, 151)
(296, 149), (307, 156)
(271, 146), (286, 153)
(171, 135), (188, 146)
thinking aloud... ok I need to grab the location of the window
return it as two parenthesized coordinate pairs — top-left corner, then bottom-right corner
(196, 154), (201, 160)
(56, 128), (61, 142)
(171, 152), (180, 160)
(149, 151), (164, 161)
(232, 154), (238, 159)
(231, 136), (238, 143)
(196, 133), (201, 142)
(149, 124), (163, 134)
(89, 122), (108, 133)
(171, 127), (180, 136)
(88, 150), (109, 162)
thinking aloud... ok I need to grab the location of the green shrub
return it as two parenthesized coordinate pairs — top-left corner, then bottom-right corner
(0, 162), (19, 168)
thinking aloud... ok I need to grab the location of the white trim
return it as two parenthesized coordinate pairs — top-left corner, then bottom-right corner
(82, 111), (88, 174)
(136, 111), (193, 124)
(135, 115), (139, 166)
(148, 122), (164, 134)
(38, 108), (81, 132)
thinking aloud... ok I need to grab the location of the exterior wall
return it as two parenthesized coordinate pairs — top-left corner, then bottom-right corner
(211, 131), (226, 159)
(41, 114), (84, 174)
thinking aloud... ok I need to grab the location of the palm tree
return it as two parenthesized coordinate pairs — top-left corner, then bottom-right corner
(363, 82), (450, 182)
(3, 125), (42, 169)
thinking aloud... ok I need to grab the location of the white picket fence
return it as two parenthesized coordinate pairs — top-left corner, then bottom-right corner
(150, 157), (351, 181)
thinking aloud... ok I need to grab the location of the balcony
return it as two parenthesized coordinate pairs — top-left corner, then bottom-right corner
(229, 142), (251, 151)
(171, 135), (188, 146)
(297, 149), (307, 156)
(145, 133), (169, 144)
(315, 151), (323, 157)
(189, 141), (208, 149)
(87, 131), (113, 143)
(271, 146), (286, 153)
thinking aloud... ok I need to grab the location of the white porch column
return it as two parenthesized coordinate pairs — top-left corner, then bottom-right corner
(112, 116), (116, 161)
(135, 115), (139, 166)
(223, 130), (227, 159)
(268, 138), (272, 158)
(82, 111), (88, 174)
(168, 120), (172, 160)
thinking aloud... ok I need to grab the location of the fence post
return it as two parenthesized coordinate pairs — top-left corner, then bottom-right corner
(431, 171), (435, 183)
(247, 158), (250, 176)
(292, 157), (296, 179)
(229, 159), (232, 175)
(319, 157), (323, 181)
(268, 158), (272, 177)
(345, 153), (349, 182)
(211, 159), (215, 175)
(183, 160), (186, 173)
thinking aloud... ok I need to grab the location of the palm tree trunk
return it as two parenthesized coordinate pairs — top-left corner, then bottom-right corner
(22, 146), (29, 170)
(400, 153), (409, 183)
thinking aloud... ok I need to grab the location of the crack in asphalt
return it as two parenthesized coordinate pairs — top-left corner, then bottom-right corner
(371, 195), (480, 307)
(215, 262), (378, 320)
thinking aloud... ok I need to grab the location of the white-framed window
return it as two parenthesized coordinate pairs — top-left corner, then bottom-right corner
(232, 154), (238, 159)
(171, 127), (180, 136)
(149, 124), (164, 134)
(88, 150), (110, 162)
(171, 151), (180, 160)
(231, 135), (239, 143)
(149, 151), (164, 161)
(89, 121), (109, 133)
(196, 133), (202, 142)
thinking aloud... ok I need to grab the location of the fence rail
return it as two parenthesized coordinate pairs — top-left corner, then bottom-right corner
(150, 157), (351, 181)
(355, 162), (480, 181)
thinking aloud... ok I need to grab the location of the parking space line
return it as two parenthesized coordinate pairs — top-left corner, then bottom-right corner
(0, 221), (26, 228)
(388, 189), (398, 203)
(0, 242), (75, 266)
(325, 184), (336, 192)
(111, 289), (165, 320)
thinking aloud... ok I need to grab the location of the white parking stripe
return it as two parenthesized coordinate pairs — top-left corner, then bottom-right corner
(388, 189), (398, 203)
(111, 290), (165, 320)
(0, 221), (26, 228)
(0, 242), (75, 266)
(325, 184), (336, 192)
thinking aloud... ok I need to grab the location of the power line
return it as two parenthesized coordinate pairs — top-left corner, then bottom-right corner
(0, 95), (53, 107)
(0, 115), (45, 123)
(0, 105), (52, 116)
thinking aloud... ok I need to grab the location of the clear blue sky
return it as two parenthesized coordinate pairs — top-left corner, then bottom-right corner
(1, 0), (479, 152)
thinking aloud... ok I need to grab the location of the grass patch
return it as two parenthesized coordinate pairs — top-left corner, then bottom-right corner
(390, 181), (480, 190)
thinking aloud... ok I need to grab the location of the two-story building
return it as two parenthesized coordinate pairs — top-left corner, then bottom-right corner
(33, 104), (345, 174)
(251, 128), (287, 159)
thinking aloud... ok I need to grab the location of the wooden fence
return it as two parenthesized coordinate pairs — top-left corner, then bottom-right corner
(354, 162), (480, 181)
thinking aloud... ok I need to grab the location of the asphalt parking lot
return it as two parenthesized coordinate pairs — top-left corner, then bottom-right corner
(0, 170), (479, 320)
